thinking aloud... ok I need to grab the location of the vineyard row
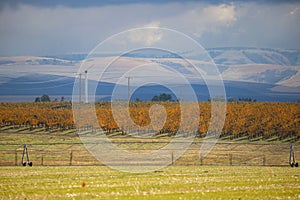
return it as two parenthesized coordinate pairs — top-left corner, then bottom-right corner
(0, 102), (299, 141)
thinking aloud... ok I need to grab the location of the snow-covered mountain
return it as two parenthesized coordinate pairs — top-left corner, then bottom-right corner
(0, 56), (75, 66)
(0, 47), (299, 102)
(208, 47), (300, 66)
(207, 48), (300, 89)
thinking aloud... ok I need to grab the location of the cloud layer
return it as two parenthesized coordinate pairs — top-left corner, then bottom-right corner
(0, 1), (299, 56)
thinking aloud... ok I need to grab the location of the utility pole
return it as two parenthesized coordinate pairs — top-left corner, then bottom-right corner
(179, 85), (183, 102)
(85, 70), (88, 103)
(127, 76), (131, 102)
(79, 73), (82, 103)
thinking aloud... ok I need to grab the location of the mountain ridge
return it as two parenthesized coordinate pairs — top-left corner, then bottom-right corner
(0, 47), (299, 102)
(0, 73), (299, 102)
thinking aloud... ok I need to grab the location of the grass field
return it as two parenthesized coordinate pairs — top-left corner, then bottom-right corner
(0, 165), (299, 199)
(1, 128), (300, 199)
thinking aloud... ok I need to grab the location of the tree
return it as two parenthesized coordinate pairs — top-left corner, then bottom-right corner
(160, 93), (172, 101)
(151, 93), (173, 102)
(238, 97), (252, 102)
(152, 95), (159, 101)
(135, 98), (142, 102)
(34, 97), (41, 102)
(228, 97), (235, 102)
(41, 94), (51, 102)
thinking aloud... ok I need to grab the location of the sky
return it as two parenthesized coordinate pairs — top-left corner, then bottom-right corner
(0, 0), (299, 56)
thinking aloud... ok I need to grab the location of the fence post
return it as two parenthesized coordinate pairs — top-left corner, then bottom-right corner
(69, 151), (73, 166)
(262, 155), (266, 166)
(229, 154), (233, 166)
(41, 155), (44, 166)
(200, 155), (203, 165)
(15, 150), (17, 166)
(171, 152), (174, 165)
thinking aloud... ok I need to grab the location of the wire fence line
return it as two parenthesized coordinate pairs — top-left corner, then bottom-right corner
(0, 142), (297, 167)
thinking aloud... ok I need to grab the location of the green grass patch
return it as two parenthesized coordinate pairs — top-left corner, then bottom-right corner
(0, 166), (299, 199)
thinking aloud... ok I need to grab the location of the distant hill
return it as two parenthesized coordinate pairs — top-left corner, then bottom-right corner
(207, 47), (300, 66)
(0, 73), (298, 102)
(0, 47), (299, 102)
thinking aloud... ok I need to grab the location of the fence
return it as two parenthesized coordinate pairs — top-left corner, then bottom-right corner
(0, 142), (297, 167)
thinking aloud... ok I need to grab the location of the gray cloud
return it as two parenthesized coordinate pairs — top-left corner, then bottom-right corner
(0, 1), (299, 56)
(1, 0), (299, 9)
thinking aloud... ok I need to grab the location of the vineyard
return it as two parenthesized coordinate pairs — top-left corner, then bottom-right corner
(0, 102), (299, 142)
(1, 102), (300, 199)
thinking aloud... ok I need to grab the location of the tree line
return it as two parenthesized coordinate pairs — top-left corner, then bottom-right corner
(34, 94), (65, 102)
